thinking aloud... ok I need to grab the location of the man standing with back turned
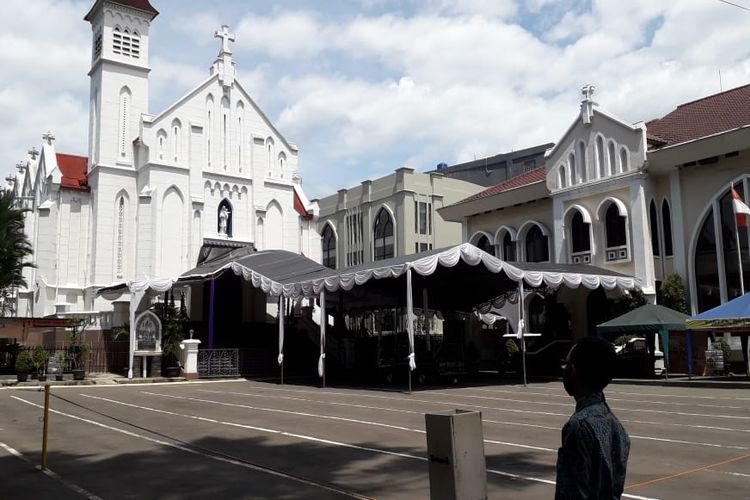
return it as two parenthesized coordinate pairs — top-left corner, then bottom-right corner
(555, 337), (630, 499)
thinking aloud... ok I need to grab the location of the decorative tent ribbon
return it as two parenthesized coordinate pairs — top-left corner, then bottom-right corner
(408, 352), (416, 371)
(318, 353), (326, 377)
(277, 353), (284, 366)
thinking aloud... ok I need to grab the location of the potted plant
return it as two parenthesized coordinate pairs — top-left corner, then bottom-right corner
(15, 350), (32, 382)
(53, 351), (67, 381)
(160, 291), (187, 378)
(30, 346), (49, 381)
(68, 319), (90, 380)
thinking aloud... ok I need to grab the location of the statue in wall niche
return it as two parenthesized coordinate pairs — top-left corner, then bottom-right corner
(219, 206), (230, 235)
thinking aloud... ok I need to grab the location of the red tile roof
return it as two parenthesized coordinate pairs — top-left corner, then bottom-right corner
(85, 0), (159, 21)
(56, 154), (89, 191)
(293, 189), (312, 219)
(646, 84), (750, 148)
(457, 166), (547, 204)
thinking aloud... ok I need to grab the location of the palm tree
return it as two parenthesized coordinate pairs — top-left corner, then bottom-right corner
(0, 191), (33, 316)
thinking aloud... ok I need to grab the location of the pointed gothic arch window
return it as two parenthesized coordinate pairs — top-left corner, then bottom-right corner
(206, 95), (214, 167)
(116, 196), (126, 279)
(577, 141), (587, 183)
(525, 225), (549, 263)
(568, 153), (576, 185)
(374, 207), (394, 261)
(604, 203), (628, 250)
(662, 200), (673, 257)
(217, 199), (233, 237)
(502, 231), (516, 261)
(266, 138), (275, 177)
(279, 152), (286, 179)
(157, 129), (167, 160)
(118, 87), (131, 158)
(620, 147), (629, 171)
(474, 234), (494, 255)
(558, 165), (567, 189)
(608, 141), (618, 175)
(596, 136), (606, 179)
(322, 224), (337, 269)
(236, 102), (244, 172)
(171, 119), (181, 162)
(221, 97), (230, 170)
(570, 210), (591, 256)
(649, 200), (660, 257)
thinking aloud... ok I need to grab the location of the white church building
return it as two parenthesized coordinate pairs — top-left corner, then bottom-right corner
(10, 0), (320, 328)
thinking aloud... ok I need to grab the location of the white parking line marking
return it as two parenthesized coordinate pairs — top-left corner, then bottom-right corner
(706, 468), (750, 478)
(233, 384), (750, 433)
(1, 441), (103, 500)
(135, 392), (557, 452)
(467, 387), (750, 410)
(197, 388), (749, 451)
(28, 392), (656, 499)
(9, 396), (370, 498)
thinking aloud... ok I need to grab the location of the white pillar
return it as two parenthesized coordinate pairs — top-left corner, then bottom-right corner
(278, 295), (285, 384)
(127, 289), (144, 379)
(179, 338), (202, 379)
(319, 291), (326, 387)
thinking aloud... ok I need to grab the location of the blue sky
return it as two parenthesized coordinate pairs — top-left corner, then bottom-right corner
(2, 0), (750, 198)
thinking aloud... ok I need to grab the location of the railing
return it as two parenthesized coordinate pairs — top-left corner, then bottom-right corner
(570, 250), (592, 264)
(10, 345), (129, 374)
(606, 245), (629, 262)
(197, 348), (240, 378)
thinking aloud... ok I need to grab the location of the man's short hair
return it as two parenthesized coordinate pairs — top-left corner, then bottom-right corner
(569, 336), (617, 392)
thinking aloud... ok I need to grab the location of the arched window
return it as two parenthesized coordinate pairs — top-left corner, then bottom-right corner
(662, 200), (673, 257)
(172, 119), (181, 162)
(373, 208), (394, 261)
(266, 138), (274, 177)
(525, 225), (549, 262)
(577, 141), (587, 183)
(694, 207), (720, 311)
(605, 203), (628, 261)
(118, 87), (131, 158)
(279, 153), (286, 179)
(221, 97), (230, 170)
(608, 141), (618, 175)
(568, 153), (577, 185)
(116, 196), (126, 279)
(474, 234), (494, 255)
(236, 102), (244, 172)
(156, 129), (167, 160)
(502, 232), (516, 261)
(322, 224), (336, 269)
(596, 136), (606, 179)
(620, 147), (629, 172)
(558, 165), (567, 189)
(206, 95), (214, 167)
(649, 200), (660, 257)
(570, 210), (591, 263)
(217, 199), (232, 237)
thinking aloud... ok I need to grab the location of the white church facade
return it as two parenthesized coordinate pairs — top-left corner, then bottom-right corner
(10, 0), (320, 327)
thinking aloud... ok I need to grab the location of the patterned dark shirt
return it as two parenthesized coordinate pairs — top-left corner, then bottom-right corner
(555, 392), (630, 499)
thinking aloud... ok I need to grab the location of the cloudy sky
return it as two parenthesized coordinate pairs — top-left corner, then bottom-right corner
(2, 0), (750, 198)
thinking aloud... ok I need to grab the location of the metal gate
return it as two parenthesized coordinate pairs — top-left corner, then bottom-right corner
(197, 348), (240, 378)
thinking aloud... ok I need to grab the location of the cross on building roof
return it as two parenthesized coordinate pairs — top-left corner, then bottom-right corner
(28, 147), (39, 160)
(214, 25), (235, 54)
(582, 84), (595, 101)
(43, 131), (55, 144)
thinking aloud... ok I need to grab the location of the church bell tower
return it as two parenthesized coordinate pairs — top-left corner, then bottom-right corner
(85, 0), (158, 169)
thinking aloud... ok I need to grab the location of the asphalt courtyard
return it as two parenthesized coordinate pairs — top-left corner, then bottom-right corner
(1, 380), (749, 499)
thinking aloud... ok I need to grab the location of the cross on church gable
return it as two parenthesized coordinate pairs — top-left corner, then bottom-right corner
(28, 147), (39, 160)
(42, 131), (55, 145)
(581, 84), (595, 101)
(214, 25), (235, 54)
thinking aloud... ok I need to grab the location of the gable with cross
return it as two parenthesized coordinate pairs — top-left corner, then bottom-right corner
(215, 25), (235, 54)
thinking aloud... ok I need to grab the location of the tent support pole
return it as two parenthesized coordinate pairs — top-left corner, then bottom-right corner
(660, 326), (669, 379)
(686, 330), (693, 380)
(278, 295), (284, 385)
(406, 267), (415, 395)
(519, 280), (527, 388)
(422, 288), (430, 352)
(128, 289), (140, 379)
(208, 279), (216, 349)
(320, 291), (326, 388)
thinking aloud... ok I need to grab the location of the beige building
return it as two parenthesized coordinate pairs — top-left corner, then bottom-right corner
(315, 167), (483, 269)
(440, 84), (750, 362)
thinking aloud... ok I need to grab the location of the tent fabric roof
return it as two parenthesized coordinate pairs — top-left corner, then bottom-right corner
(686, 292), (750, 330)
(99, 244), (637, 310)
(597, 304), (689, 334)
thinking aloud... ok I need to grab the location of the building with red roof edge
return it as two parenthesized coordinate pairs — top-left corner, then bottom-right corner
(7, 0), (321, 331)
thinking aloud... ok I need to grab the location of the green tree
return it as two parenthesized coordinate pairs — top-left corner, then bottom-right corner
(0, 191), (33, 316)
(661, 274), (689, 314)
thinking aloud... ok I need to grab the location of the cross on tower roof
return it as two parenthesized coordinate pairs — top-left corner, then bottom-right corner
(16, 161), (26, 173)
(42, 131), (55, 144)
(214, 25), (235, 55)
(28, 147), (39, 160)
(581, 84), (595, 101)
